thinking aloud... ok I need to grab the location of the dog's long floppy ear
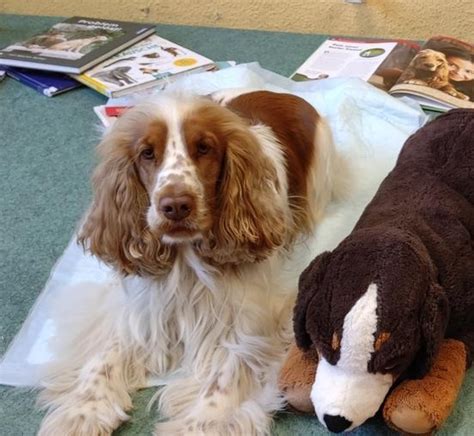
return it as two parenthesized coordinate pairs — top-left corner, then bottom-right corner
(212, 127), (287, 262)
(294, 251), (332, 350)
(78, 127), (173, 276)
(434, 55), (451, 83)
(411, 282), (449, 378)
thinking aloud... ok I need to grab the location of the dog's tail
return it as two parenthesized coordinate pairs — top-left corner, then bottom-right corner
(309, 116), (350, 224)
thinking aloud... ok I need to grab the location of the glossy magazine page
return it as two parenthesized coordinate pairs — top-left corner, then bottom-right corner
(390, 35), (474, 110)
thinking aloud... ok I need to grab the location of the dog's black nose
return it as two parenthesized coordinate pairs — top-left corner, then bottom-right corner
(159, 195), (194, 221)
(323, 414), (352, 433)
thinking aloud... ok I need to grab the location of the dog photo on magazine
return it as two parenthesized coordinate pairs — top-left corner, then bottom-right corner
(390, 35), (474, 111)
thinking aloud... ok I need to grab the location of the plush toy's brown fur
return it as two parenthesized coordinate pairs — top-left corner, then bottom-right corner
(278, 344), (316, 414)
(279, 109), (474, 433)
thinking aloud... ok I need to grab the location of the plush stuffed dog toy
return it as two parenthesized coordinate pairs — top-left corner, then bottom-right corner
(279, 109), (474, 434)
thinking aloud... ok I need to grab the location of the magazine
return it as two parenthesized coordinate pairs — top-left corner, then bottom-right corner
(390, 36), (474, 111)
(292, 37), (420, 89)
(72, 34), (215, 98)
(292, 36), (473, 112)
(0, 17), (155, 74)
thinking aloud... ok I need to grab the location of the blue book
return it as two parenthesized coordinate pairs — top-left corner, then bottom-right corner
(1, 66), (82, 97)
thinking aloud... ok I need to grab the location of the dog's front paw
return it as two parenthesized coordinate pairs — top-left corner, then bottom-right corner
(155, 409), (272, 436)
(38, 400), (129, 436)
(447, 90), (469, 100)
(155, 417), (233, 436)
(404, 79), (428, 86)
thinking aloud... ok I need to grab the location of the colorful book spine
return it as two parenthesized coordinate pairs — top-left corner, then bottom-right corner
(73, 74), (111, 97)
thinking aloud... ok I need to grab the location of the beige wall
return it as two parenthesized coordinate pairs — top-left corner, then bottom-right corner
(2, 0), (473, 41)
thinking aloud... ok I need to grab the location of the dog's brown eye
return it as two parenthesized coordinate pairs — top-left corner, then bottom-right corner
(141, 148), (155, 160)
(197, 141), (210, 156)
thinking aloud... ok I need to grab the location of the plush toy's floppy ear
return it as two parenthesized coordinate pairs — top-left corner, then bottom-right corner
(411, 282), (449, 378)
(294, 251), (332, 350)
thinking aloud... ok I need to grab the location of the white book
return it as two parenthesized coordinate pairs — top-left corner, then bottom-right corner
(73, 34), (215, 97)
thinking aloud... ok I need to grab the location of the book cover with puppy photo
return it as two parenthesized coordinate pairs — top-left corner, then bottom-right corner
(0, 17), (155, 73)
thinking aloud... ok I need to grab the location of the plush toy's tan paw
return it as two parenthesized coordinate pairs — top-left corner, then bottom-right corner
(384, 339), (467, 434)
(278, 343), (318, 414)
(387, 404), (435, 434)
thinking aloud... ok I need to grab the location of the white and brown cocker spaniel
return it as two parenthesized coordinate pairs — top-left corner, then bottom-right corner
(37, 90), (344, 435)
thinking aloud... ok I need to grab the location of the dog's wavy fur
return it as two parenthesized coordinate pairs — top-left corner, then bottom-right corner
(37, 90), (345, 435)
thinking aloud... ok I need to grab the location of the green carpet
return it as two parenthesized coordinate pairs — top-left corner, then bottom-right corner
(0, 14), (472, 436)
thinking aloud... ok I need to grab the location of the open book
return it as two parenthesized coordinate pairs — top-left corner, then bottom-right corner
(292, 36), (473, 112)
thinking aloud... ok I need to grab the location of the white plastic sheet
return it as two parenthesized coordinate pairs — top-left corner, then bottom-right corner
(0, 63), (427, 386)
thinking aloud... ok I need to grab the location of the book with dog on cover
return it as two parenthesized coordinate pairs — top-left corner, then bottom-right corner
(292, 35), (474, 112)
(72, 34), (215, 98)
(0, 17), (155, 74)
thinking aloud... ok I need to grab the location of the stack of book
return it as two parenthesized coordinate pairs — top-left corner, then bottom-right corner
(0, 16), (216, 103)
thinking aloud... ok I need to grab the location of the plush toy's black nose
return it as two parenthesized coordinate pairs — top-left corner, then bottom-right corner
(323, 414), (352, 433)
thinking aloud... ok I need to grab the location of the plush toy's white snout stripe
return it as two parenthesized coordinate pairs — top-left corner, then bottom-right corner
(311, 283), (394, 431)
(339, 283), (379, 371)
